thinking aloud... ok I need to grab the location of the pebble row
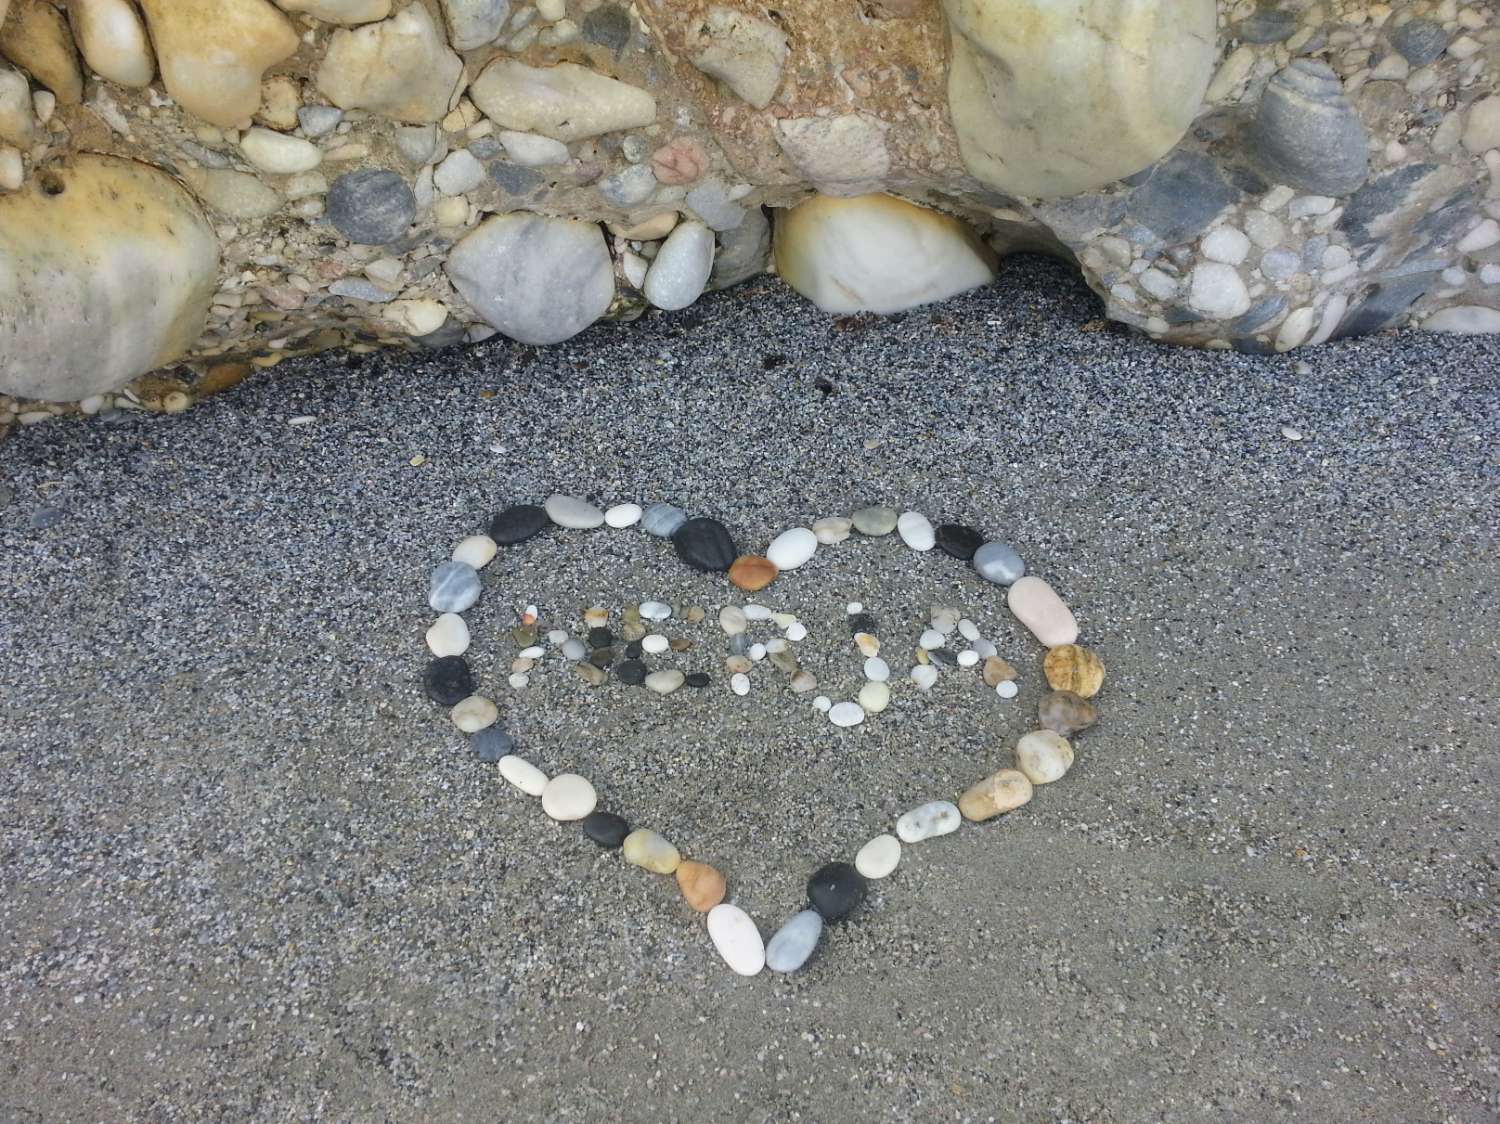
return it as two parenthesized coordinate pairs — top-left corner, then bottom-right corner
(421, 495), (1106, 978)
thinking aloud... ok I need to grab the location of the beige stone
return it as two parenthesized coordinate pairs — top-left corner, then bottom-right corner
(317, 3), (464, 124)
(138, 0), (298, 127)
(0, 63), (34, 146)
(623, 828), (681, 874)
(675, 859), (726, 912)
(275, 0), (392, 23)
(1015, 730), (1074, 785)
(1, 0), (83, 104)
(1007, 576), (1079, 648)
(66, 0), (154, 88)
(686, 5), (787, 110)
(469, 59), (655, 142)
(982, 656), (1019, 687)
(959, 768), (1034, 821)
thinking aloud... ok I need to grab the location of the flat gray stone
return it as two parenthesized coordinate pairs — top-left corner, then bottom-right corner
(765, 909), (822, 973)
(973, 541), (1025, 585)
(327, 169), (416, 246)
(640, 502), (688, 538)
(429, 560), (481, 612)
(544, 494), (605, 529)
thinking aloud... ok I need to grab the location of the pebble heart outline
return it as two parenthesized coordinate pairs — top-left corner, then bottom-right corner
(421, 497), (1105, 977)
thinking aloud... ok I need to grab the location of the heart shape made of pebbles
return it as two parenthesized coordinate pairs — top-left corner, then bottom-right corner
(421, 496), (1106, 978)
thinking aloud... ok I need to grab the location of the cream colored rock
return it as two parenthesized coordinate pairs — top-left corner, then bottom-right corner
(1, 0), (83, 104)
(622, 828), (681, 874)
(179, 164), (285, 218)
(1015, 729), (1074, 784)
(469, 59), (655, 142)
(958, 768), (1033, 821)
(239, 126), (322, 173)
(943, 0), (1217, 198)
(0, 155), (219, 401)
(317, 3), (464, 124)
(0, 64), (34, 146)
(687, 5), (787, 110)
(1006, 576), (1079, 648)
(275, 0), (392, 23)
(774, 114), (889, 194)
(138, 0), (298, 127)
(774, 194), (996, 315)
(66, 0), (154, 87)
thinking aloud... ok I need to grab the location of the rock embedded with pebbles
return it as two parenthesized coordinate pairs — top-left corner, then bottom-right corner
(959, 768), (1033, 821)
(439, 0), (508, 50)
(327, 169), (417, 245)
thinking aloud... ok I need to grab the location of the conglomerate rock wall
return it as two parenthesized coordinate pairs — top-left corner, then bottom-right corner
(0, 0), (1497, 416)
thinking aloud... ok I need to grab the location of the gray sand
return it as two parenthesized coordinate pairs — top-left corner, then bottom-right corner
(2, 258), (1497, 1123)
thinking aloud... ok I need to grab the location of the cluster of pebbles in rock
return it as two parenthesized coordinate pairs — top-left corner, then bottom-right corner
(420, 494), (1108, 977)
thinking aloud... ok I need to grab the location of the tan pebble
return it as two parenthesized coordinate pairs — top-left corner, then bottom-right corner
(674, 860), (726, 912)
(914, 648), (929, 665)
(622, 621), (647, 641)
(583, 606), (609, 627)
(1043, 644), (1104, 698)
(1015, 729), (1074, 784)
(669, 637), (692, 652)
(959, 768), (1033, 821)
(725, 655), (752, 674)
(790, 669), (818, 693)
(623, 828), (680, 874)
(686, 605), (706, 624)
(511, 657), (536, 673)
(982, 656), (1019, 687)
(575, 662), (607, 687)
(1007, 576), (1079, 647)
(854, 632), (880, 657)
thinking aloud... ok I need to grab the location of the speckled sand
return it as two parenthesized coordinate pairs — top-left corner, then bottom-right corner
(2, 259), (1496, 1122)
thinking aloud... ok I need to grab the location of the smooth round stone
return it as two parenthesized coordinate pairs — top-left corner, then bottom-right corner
(1016, 729), (1075, 784)
(973, 637), (998, 658)
(509, 672), (532, 689)
(790, 669), (818, 693)
(828, 701), (865, 727)
(707, 903), (765, 976)
(765, 527), (818, 570)
(728, 555), (777, 591)
(934, 523), (984, 560)
(451, 694), (498, 733)
(541, 773), (597, 821)
(982, 655), (1018, 686)
(575, 662), (608, 686)
(930, 606), (960, 634)
(743, 604), (773, 620)
(715, 607), (745, 639)
(813, 517), (852, 545)
(1008, 576), (1079, 647)
(1039, 690), (1097, 736)
(544, 493), (605, 529)
(498, 754), (548, 795)
(622, 828), (680, 873)
(958, 618), (980, 641)
(586, 627), (614, 648)
(672, 517), (737, 571)
(616, 658), (647, 685)
(959, 768), (1034, 821)
(685, 672), (711, 688)
(765, 637), (789, 655)
(426, 613), (470, 657)
(626, 640), (646, 659)
(855, 833), (901, 879)
(858, 680), (891, 714)
(919, 629), (945, 651)
(582, 810), (630, 848)
(326, 168), (416, 245)
(725, 650), (750, 671)
(896, 800), (961, 843)
(730, 672), (751, 695)
(429, 560), (481, 613)
(749, 643), (767, 661)
(675, 860), (727, 912)
(472, 727), (515, 763)
(807, 861), (868, 922)
(768, 648), (798, 674)
(489, 503), (548, 545)
(953, 650), (977, 669)
(973, 541), (1025, 585)
(561, 638), (586, 660)
(518, 645), (545, 660)
(765, 908), (823, 973)
(640, 502), (688, 537)
(812, 695), (832, 712)
(910, 664), (939, 690)
(424, 656), (474, 704)
(547, 629), (569, 645)
(897, 511), (935, 551)
(645, 669), (685, 695)
(851, 505), (898, 536)
(452, 534), (498, 569)
(863, 656), (890, 682)
(996, 680), (1019, 699)
(641, 634), (670, 654)
(639, 600), (672, 621)
(604, 502), (642, 528)
(785, 621), (808, 642)
(1043, 644), (1106, 698)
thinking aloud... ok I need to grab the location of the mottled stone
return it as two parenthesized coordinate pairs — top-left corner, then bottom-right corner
(895, 800), (961, 843)
(1250, 59), (1369, 197)
(982, 656), (1018, 687)
(1038, 690), (1098, 736)
(615, 658), (647, 685)
(812, 516), (852, 544)
(428, 560), (480, 612)
(1043, 644), (1105, 698)
(645, 669), (685, 695)
(1389, 17), (1447, 66)
(675, 859), (727, 912)
(327, 169), (416, 245)
(640, 502), (688, 538)
(807, 860), (867, 922)
(959, 768), (1034, 821)
(1127, 150), (1237, 245)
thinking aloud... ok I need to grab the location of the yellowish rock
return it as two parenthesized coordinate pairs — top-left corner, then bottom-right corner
(0, 64), (35, 146)
(255, 74), (301, 130)
(622, 828), (681, 874)
(275, 0), (392, 23)
(469, 59), (656, 142)
(138, 0), (298, 127)
(1043, 643), (1104, 698)
(66, 0), (154, 88)
(1, 0), (83, 104)
(854, 632), (879, 658)
(317, 2), (464, 124)
(958, 768), (1033, 822)
(674, 859), (726, 912)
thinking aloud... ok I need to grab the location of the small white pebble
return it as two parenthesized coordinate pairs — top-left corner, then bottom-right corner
(547, 629), (568, 645)
(743, 604), (772, 620)
(1281, 426), (1304, 441)
(973, 637), (997, 658)
(957, 650), (979, 667)
(288, 415), (317, 426)
(730, 672), (751, 695)
(918, 629), (945, 650)
(642, 634), (670, 654)
(910, 664), (939, 690)
(765, 637), (788, 654)
(508, 673), (530, 689)
(846, 602), (863, 614)
(749, 643), (767, 661)
(785, 621), (808, 642)
(518, 645), (544, 659)
(639, 600), (672, 620)
(996, 680), (1018, 699)
(812, 695), (832, 712)
(958, 618), (980, 641)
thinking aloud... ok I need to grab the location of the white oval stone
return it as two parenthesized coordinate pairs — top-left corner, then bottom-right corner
(812, 695), (832, 712)
(957, 650), (979, 668)
(639, 600), (672, 620)
(239, 126), (322, 173)
(857, 680), (891, 714)
(749, 643), (767, 661)
(1016, 729), (1075, 784)
(547, 629), (568, 645)
(785, 621), (808, 642)
(544, 493), (605, 529)
(498, 754), (547, 796)
(919, 629), (945, 650)
(958, 618), (980, 641)
(765, 527), (818, 570)
(855, 833), (901, 879)
(910, 664), (939, 690)
(707, 903), (765, 976)
(764, 909), (822, 973)
(452, 533), (497, 569)
(742, 604), (773, 620)
(540, 773), (597, 820)
(730, 672), (751, 695)
(719, 606), (747, 635)
(897, 511), (935, 551)
(896, 800), (961, 843)
(425, 613), (470, 657)
(604, 502), (642, 527)
(643, 220), (715, 311)
(828, 701), (865, 727)
(1007, 576), (1080, 647)
(451, 694), (498, 733)
(507, 672), (529, 689)
(996, 679), (1019, 699)
(517, 645), (544, 659)
(641, 634), (670, 654)
(645, 669), (685, 695)
(863, 656), (890, 682)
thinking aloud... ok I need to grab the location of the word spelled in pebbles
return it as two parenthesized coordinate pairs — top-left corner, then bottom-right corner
(544, 494), (605, 529)
(813, 517), (852, 544)
(858, 681), (891, 713)
(935, 523), (984, 560)
(1043, 644), (1105, 698)
(473, 727), (515, 762)
(1016, 730), (1075, 784)
(429, 560), (481, 612)
(896, 800), (961, 843)
(675, 860), (728, 912)
(765, 909), (823, 973)
(426, 613), (470, 657)
(489, 503), (548, 545)
(851, 505), (898, 536)
(672, 517), (737, 571)
(645, 669), (686, 695)
(708, 904), (765, 977)
(424, 656), (474, 704)
(623, 828), (681, 873)
(639, 600), (672, 621)
(897, 511), (936, 551)
(541, 773), (597, 821)
(808, 861), (868, 922)
(499, 754), (548, 795)
(604, 502), (642, 528)
(582, 810), (631, 848)
(1008, 576), (1079, 647)
(640, 502), (688, 538)
(828, 701), (865, 727)
(1039, 690), (1097, 736)
(452, 534), (498, 569)
(973, 541), (1025, 585)
(959, 768), (1033, 821)
(766, 527), (818, 570)
(729, 555), (777, 591)
(855, 834), (901, 879)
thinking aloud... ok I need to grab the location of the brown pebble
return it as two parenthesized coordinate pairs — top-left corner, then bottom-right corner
(583, 606), (609, 627)
(622, 621), (647, 641)
(982, 656), (1019, 687)
(728, 554), (778, 591)
(725, 655), (752, 674)
(1043, 644), (1105, 698)
(685, 605), (706, 624)
(669, 637), (692, 651)
(675, 860), (727, 912)
(575, 662), (608, 687)
(958, 768), (1034, 821)
(1038, 690), (1097, 736)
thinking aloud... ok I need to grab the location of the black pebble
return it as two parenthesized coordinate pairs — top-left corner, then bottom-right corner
(423, 656), (474, 704)
(582, 811), (630, 848)
(624, 640), (643, 659)
(848, 612), (877, 635)
(589, 646), (616, 668)
(489, 503), (548, 545)
(588, 627), (614, 648)
(616, 659), (647, 685)
(807, 861), (868, 923)
(684, 672), (710, 688)
(472, 727), (514, 762)
(929, 649), (959, 667)
(935, 523), (984, 561)
(671, 517), (737, 572)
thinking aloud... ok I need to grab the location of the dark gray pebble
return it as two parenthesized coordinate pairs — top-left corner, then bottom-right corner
(807, 861), (868, 923)
(582, 810), (630, 848)
(935, 523), (984, 561)
(684, 672), (710, 688)
(424, 656), (474, 705)
(472, 727), (515, 762)
(671, 517), (737, 571)
(326, 169), (417, 245)
(489, 503), (548, 545)
(616, 659), (647, 685)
